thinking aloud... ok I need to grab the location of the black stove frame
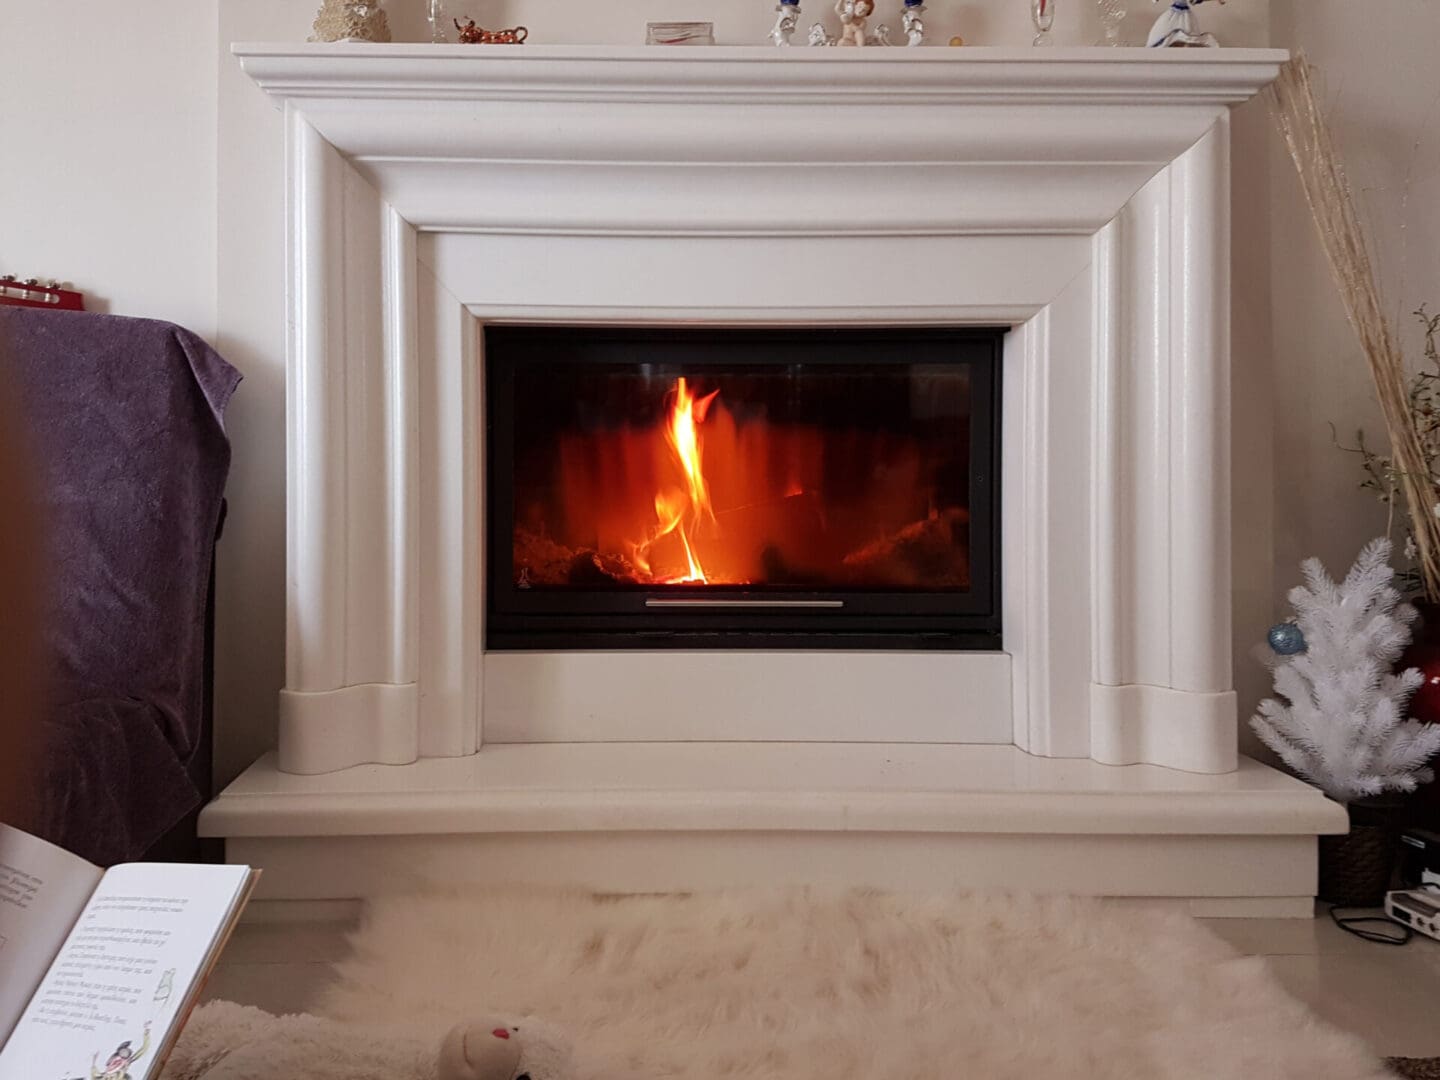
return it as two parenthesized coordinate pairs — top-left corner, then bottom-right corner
(484, 326), (1004, 651)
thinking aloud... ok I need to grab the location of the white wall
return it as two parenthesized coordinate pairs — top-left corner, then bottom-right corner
(0, 2), (218, 335)
(23, 0), (1425, 788)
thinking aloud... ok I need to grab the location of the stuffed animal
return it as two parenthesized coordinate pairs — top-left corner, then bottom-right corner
(438, 1018), (572, 1080)
(161, 1001), (571, 1080)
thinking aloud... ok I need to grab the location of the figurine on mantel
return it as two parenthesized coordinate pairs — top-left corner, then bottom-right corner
(835, 0), (875, 45)
(770, 0), (802, 46)
(807, 21), (835, 45)
(901, 0), (926, 45)
(454, 17), (528, 43)
(1147, 0), (1224, 47)
(309, 0), (391, 42)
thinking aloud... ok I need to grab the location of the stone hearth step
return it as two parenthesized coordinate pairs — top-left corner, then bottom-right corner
(202, 743), (1345, 917)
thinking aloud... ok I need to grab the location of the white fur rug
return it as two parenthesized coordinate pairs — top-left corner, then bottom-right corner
(212, 888), (1386, 1080)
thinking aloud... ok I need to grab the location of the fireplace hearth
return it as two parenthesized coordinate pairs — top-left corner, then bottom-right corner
(486, 326), (1001, 649)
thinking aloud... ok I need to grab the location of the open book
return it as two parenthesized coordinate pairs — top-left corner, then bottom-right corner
(0, 823), (257, 1079)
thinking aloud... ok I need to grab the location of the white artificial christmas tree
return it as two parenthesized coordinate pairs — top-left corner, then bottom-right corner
(1250, 537), (1440, 803)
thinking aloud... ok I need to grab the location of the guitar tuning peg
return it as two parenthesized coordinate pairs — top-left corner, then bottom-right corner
(22, 278), (40, 286)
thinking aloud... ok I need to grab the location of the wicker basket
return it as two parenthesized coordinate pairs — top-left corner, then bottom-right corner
(1317, 799), (1402, 907)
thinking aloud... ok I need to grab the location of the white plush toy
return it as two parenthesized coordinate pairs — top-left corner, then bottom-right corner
(439, 1018), (573, 1080)
(161, 1001), (572, 1080)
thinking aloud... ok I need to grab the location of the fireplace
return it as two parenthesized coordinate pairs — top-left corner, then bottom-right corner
(486, 326), (1002, 649)
(231, 45), (1293, 775)
(208, 45), (1352, 914)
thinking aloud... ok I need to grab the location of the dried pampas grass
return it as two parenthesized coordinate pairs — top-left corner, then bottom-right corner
(1270, 56), (1440, 601)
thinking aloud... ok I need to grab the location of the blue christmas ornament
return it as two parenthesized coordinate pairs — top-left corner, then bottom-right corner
(1267, 622), (1307, 656)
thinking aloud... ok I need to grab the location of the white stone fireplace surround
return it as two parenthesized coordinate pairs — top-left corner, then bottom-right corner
(205, 44), (1345, 913)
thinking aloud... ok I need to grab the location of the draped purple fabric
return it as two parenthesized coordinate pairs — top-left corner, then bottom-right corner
(1, 308), (240, 865)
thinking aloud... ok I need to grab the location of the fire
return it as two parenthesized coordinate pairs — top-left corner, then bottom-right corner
(631, 377), (720, 584)
(523, 368), (972, 591)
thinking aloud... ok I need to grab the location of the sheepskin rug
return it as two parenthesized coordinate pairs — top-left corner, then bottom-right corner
(164, 1002), (440, 1080)
(178, 889), (1395, 1079)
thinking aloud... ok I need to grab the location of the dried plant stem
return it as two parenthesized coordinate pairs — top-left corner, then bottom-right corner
(1270, 56), (1440, 602)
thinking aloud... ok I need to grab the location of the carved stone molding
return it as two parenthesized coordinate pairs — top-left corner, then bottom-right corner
(235, 44), (1286, 774)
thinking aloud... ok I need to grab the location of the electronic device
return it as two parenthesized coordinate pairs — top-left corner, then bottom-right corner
(1384, 888), (1440, 942)
(1399, 827), (1440, 889)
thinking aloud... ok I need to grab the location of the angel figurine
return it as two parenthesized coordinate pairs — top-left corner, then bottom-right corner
(770, 0), (802, 45)
(835, 0), (875, 46)
(1147, 0), (1224, 48)
(901, 0), (925, 45)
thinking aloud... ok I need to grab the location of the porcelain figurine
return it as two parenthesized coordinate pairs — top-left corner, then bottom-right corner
(808, 21), (835, 44)
(869, 22), (894, 44)
(770, 0), (802, 46)
(454, 17), (528, 43)
(1147, 0), (1224, 47)
(835, 0), (875, 46)
(901, 0), (925, 45)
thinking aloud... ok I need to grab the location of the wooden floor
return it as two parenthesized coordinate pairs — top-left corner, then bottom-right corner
(202, 902), (1440, 1060)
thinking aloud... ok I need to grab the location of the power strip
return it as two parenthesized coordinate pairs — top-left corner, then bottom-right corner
(1384, 889), (1440, 942)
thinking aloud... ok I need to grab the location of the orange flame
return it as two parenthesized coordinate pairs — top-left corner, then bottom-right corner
(631, 377), (719, 584)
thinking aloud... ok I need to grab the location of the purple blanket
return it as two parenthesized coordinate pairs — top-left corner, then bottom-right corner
(1, 309), (240, 865)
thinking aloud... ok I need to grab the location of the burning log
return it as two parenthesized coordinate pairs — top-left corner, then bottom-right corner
(513, 528), (640, 586)
(566, 550), (639, 586)
(840, 507), (969, 588)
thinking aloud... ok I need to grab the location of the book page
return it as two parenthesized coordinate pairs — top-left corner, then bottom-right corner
(0, 862), (251, 1079)
(0, 823), (104, 1045)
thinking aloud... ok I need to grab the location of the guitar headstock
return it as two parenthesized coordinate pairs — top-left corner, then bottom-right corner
(0, 275), (85, 311)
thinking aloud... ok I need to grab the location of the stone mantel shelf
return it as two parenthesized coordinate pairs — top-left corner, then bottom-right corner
(235, 43), (1288, 106)
(232, 43), (1288, 238)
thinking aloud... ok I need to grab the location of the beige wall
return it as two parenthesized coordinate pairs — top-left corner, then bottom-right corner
(0, 1), (219, 335)
(1265, 0), (1438, 584)
(16, 0), (1436, 784)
